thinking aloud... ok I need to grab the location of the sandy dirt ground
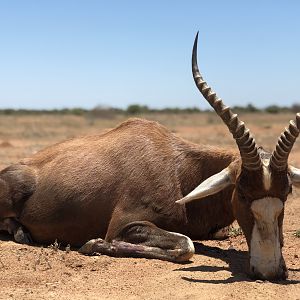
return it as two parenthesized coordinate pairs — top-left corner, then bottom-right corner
(0, 113), (299, 299)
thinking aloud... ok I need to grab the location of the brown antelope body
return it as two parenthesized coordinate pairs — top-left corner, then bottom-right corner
(0, 33), (300, 281)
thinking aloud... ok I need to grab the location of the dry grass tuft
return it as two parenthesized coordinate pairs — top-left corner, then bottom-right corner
(228, 226), (243, 237)
(294, 230), (300, 238)
(48, 239), (60, 251)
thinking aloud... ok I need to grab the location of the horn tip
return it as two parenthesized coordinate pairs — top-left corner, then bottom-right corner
(193, 32), (199, 50)
(176, 199), (186, 205)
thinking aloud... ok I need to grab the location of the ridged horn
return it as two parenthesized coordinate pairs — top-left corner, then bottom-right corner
(270, 113), (300, 171)
(192, 32), (261, 171)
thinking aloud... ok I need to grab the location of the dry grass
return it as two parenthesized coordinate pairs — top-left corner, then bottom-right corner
(1, 112), (299, 168)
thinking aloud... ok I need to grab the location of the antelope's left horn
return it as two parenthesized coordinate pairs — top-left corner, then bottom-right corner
(270, 113), (300, 171)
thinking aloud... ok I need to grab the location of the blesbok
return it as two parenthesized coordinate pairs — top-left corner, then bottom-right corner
(0, 33), (299, 281)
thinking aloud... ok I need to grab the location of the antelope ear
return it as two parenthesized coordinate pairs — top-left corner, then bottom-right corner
(289, 165), (300, 187)
(176, 164), (237, 205)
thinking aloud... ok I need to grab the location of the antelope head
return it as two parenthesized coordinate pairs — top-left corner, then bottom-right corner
(177, 32), (300, 280)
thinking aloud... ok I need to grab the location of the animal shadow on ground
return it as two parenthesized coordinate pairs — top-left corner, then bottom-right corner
(174, 242), (300, 284)
(0, 232), (12, 242)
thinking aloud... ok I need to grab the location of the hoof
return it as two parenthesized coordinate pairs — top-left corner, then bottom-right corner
(79, 238), (106, 254)
(14, 227), (32, 244)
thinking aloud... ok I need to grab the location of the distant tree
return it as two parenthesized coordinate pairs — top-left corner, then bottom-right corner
(232, 103), (260, 113)
(126, 104), (149, 114)
(265, 105), (280, 114)
(87, 105), (122, 122)
(245, 103), (259, 112)
(291, 103), (300, 113)
(70, 108), (86, 115)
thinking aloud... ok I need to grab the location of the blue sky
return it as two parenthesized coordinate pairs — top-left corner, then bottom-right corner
(0, 1), (300, 109)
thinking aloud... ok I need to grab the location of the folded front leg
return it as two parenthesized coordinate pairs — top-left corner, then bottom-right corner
(79, 221), (194, 262)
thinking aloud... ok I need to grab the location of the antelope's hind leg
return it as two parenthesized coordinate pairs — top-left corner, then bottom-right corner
(79, 221), (195, 262)
(0, 218), (32, 244)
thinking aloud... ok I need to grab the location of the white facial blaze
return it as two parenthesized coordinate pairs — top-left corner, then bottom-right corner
(250, 197), (283, 278)
(262, 159), (271, 191)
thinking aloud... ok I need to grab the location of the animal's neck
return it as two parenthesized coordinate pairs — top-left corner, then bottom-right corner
(175, 142), (237, 196)
(174, 142), (238, 238)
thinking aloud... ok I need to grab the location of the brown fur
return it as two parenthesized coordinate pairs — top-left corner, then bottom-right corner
(0, 118), (237, 246)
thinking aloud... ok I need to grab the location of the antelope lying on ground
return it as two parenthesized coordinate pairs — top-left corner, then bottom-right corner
(0, 33), (299, 280)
